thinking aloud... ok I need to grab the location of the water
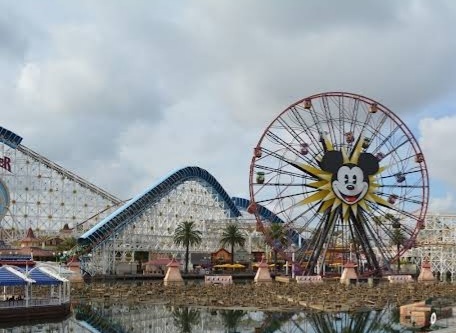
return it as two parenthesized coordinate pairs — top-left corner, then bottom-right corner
(0, 301), (443, 332)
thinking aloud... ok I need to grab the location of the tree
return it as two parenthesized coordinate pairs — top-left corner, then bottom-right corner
(220, 223), (246, 264)
(220, 310), (245, 333)
(172, 307), (200, 333)
(391, 228), (405, 273)
(56, 237), (77, 252)
(265, 223), (288, 269)
(173, 221), (202, 273)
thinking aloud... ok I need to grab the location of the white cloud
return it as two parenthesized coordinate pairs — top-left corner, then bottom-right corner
(419, 115), (456, 189)
(1, 0), (456, 208)
(429, 193), (456, 214)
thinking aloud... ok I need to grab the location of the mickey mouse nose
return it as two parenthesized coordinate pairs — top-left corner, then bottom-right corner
(346, 185), (355, 190)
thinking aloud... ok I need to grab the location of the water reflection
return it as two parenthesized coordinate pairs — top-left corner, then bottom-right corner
(172, 307), (200, 333)
(219, 309), (246, 332)
(0, 302), (440, 332)
(70, 301), (423, 333)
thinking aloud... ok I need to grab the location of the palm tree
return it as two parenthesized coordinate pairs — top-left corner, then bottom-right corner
(173, 221), (202, 273)
(265, 223), (288, 269)
(220, 223), (246, 264)
(391, 228), (405, 273)
(220, 310), (245, 332)
(172, 307), (200, 333)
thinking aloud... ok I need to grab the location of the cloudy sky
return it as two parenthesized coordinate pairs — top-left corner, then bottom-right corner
(2, 1), (456, 213)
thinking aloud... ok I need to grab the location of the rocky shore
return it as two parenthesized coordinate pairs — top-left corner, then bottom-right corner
(70, 280), (456, 312)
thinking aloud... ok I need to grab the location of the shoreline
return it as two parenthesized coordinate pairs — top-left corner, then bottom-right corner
(70, 280), (456, 312)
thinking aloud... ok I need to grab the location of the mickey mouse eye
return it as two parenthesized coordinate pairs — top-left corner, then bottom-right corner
(344, 174), (349, 184)
(353, 175), (357, 183)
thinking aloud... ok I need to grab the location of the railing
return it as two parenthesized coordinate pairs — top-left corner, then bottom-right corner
(0, 298), (70, 309)
(388, 275), (414, 283)
(204, 275), (233, 285)
(296, 275), (323, 283)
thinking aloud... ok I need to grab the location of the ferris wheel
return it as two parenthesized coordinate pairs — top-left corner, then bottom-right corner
(248, 92), (429, 276)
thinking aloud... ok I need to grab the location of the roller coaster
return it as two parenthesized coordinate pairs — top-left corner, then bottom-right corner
(0, 125), (456, 279)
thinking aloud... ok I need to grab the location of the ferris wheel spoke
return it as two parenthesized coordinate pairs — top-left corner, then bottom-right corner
(265, 131), (303, 158)
(370, 125), (401, 155)
(275, 116), (309, 147)
(399, 225), (415, 239)
(365, 200), (419, 222)
(380, 169), (422, 179)
(379, 185), (425, 189)
(261, 183), (313, 187)
(368, 112), (390, 148)
(261, 147), (320, 171)
(320, 95), (340, 147)
(274, 117), (308, 149)
(329, 95), (345, 145)
(377, 138), (410, 161)
(351, 214), (381, 273)
(254, 191), (309, 205)
(358, 106), (374, 137)
(254, 164), (315, 181)
(290, 106), (322, 154)
(292, 204), (325, 230)
(362, 208), (393, 237)
(274, 199), (321, 220)
(307, 105), (325, 139)
(305, 212), (338, 274)
(383, 153), (417, 170)
(348, 96), (361, 135)
(293, 105), (324, 147)
(359, 210), (396, 268)
(376, 192), (423, 206)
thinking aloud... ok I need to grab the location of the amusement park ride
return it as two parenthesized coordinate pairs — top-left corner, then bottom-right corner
(1, 91), (455, 280)
(248, 92), (429, 276)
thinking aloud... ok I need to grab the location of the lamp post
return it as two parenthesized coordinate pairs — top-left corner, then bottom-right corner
(285, 244), (298, 278)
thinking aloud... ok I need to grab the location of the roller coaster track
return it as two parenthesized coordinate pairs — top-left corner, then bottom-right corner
(17, 145), (121, 203)
(76, 166), (242, 256)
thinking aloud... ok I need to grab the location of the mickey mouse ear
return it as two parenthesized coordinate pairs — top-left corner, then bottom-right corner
(320, 151), (343, 174)
(358, 153), (379, 175)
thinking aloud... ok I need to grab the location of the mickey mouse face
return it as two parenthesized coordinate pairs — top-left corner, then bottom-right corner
(320, 150), (379, 206)
(332, 164), (368, 204)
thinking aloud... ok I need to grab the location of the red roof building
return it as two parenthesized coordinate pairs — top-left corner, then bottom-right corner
(20, 228), (41, 248)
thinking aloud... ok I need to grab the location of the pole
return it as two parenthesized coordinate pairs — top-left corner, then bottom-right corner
(25, 284), (29, 307)
(292, 252), (296, 279)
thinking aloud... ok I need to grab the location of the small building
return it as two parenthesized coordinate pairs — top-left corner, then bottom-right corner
(43, 236), (64, 248)
(0, 264), (71, 323)
(233, 248), (251, 263)
(191, 252), (212, 268)
(59, 223), (73, 238)
(20, 247), (55, 261)
(20, 228), (41, 248)
(211, 248), (231, 264)
(142, 258), (171, 275)
(251, 251), (265, 263)
(0, 254), (35, 268)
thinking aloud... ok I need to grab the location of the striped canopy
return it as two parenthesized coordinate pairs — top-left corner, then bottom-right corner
(0, 265), (68, 286)
(0, 266), (35, 286)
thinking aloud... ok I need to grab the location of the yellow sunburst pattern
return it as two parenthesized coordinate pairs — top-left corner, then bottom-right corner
(290, 134), (391, 221)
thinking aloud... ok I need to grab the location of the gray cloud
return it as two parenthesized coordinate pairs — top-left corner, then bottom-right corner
(0, 10), (27, 61)
(1, 0), (456, 205)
